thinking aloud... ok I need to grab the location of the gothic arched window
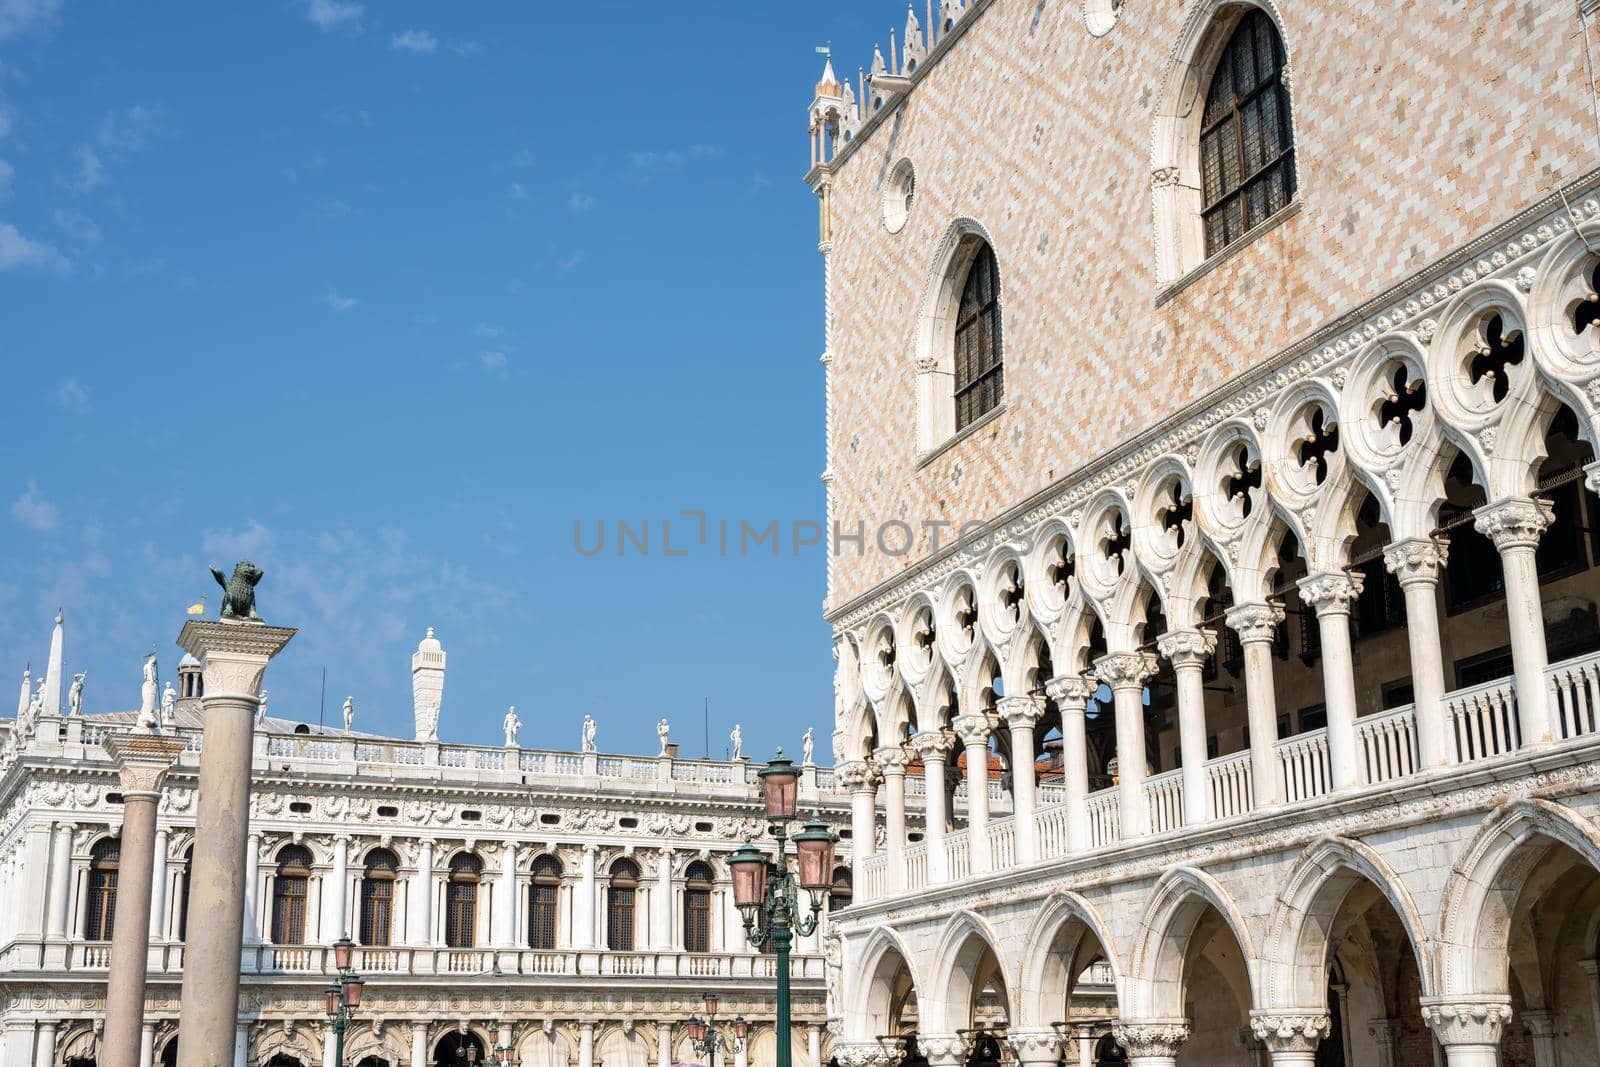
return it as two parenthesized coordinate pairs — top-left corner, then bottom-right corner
(1199, 9), (1295, 256)
(953, 242), (1003, 431)
(271, 845), (313, 945)
(445, 853), (482, 948)
(528, 853), (562, 951)
(359, 848), (399, 946)
(607, 858), (640, 951)
(683, 860), (714, 953)
(85, 838), (120, 941)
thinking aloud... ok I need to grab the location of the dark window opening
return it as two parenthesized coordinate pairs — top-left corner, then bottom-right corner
(953, 242), (1004, 431)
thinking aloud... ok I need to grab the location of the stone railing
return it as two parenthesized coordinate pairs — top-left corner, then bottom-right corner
(1358, 704), (1419, 785)
(1276, 729), (1332, 804)
(1447, 676), (1520, 761)
(1205, 749), (1253, 820)
(1143, 767), (1185, 835)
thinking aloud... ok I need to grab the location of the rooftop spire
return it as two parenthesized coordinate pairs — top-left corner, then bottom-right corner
(41, 611), (63, 718)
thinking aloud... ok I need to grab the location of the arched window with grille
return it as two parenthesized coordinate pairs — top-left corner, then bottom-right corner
(85, 838), (120, 941)
(445, 852), (482, 948)
(607, 858), (640, 951)
(528, 853), (562, 951)
(1198, 9), (1295, 257)
(359, 848), (399, 946)
(952, 242), (1003, 431)
(827, 866), (852, 913)
(271, 844), (314, 945)
(682, 860), (714, 953)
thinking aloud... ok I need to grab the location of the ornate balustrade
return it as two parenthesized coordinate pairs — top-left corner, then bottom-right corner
(1143, 767), (1185, 835)
(1205, 749), (1253, 819)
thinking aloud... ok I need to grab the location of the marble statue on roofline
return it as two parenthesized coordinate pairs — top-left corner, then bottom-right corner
(730, 723), (743, 760)
(504, 706), (522, 747)
(343, 696), (355, 734)
(161, 682), (177, 727)
(581, 714), (596, 753)
(802, 726), (815, 766)
(139, 654), (158, 724)
(657, 718), (670, 755)
(68, 673), (85, 717)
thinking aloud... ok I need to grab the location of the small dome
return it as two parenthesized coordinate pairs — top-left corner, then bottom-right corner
(417, 626), (442, 653)
(179, 653), (201, 669)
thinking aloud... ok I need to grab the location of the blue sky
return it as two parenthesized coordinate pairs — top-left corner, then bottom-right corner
(0, 1), (900, 759)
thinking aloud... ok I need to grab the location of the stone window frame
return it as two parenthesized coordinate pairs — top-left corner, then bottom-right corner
(915, 217), (1007, 459)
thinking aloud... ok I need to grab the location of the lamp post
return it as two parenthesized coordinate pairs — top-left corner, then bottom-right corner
(323, 935), (365, 1067)
(685, 992), (748, 1067)
(728, 750), (837, 1067)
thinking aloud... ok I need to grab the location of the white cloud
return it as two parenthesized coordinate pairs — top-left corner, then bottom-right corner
(0, 221), (67, 274)
(448, 40), (483, 57)
(0, 0), (63, 42)
(0, 159), (12, 198)
(74, 146), (105, 192)
(97, 105), (162, 154)
(303, 0), (362, 32)
(317, 199), (351, 219)
(201, 519), (274, 562)
(567, 192), (595, 214)
(475, 323), (503, 338)
(53, 209), (99, 246)
(323, 292), (356, 311)
(0, 101), (13, 141)
(9, 482), (58, 533)
(390, 29), (437, 54)
(508, 181), (527, 200)
(557, 251), (584, 272)
(480, 351), (508, 372)
(56, 378), (90, 414)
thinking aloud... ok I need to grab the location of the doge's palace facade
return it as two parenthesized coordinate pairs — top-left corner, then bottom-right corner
(811, 2), (1600, 1066)
(0, 622), (850, 1067)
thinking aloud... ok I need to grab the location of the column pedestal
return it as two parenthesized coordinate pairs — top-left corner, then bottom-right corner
(175, 618), (296, 1067)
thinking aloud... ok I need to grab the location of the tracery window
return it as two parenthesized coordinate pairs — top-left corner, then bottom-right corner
(953, 242), (1003, 431)
(683, 860), (714, 953)
(1199, 9), (1295, 257)
(607, 858), (640, 951)
(528, 853), (562, 951)
(445, 852), (482, 948)
(85, 838), (120, 941)
(271, 844), (314, 945)
(359, 848), (398, 946)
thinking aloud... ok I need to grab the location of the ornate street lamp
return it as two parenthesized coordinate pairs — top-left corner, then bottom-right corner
(729, 751), (837, 1067)
(685, 992), (747, 1067)
(324, 934), (365, 1066)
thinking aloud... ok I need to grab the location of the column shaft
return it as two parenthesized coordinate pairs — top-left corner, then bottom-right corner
(1097, 653), (1156, 839)
(1313, 603), (1361, 791)
(1158, 630), (1216, 826)
(45, 822), (74, 939)
(413, 839), (435, 946)
(579, 1025), (596, 1067)
(105, 787), (171, 1067)
(36, 1024), (57, 1067)
(1475, 499), (1555, 746)
(998, 697), (1042, 865)
(140, 1024), (157, 1067)
(1228, 603), (1286, 809)
(412, 1024), (428, 1067)
(921, 748), (948, 880)
(325, 835), (350, 941)
(653, 849), (673, 949)
(1047, 679), (1094, 852)
(148, 829), (170, 942)
(1386, 540), (1451, 767)
(495, 842), (519, 948)
(875, 747), (909, 888)
(576, 846), (597, 949)
(955, 717), (991, 872)
(242, 833), (261, 945)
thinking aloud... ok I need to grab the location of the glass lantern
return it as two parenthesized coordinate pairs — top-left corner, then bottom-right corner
(728, 842), (769, 913)
(792, 811), (837, 892)
(343, 974), (364, 1009)
(333, 935), (355, 972)
(757, 751), (800, 821)
(324, 983), (342, 1018)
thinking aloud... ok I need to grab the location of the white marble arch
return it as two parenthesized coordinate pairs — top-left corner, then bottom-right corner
(1124, 865), (1260, 1021)
(253, 1025), (323, 1066)
(1435, 798), (1600, 997)
(1014, 890), (1123, 1028)
(595, 1024), (651, 1067)
(344, 1024), (407, 1067)
(1258, 835), (1434, 1012)
(518, 1027), (574, 1067)
(923, 908), (1013, 1035)
(849, 924), (926, 1040)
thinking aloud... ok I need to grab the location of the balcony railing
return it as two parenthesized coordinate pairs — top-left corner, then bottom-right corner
(853, 647), (1600, 903)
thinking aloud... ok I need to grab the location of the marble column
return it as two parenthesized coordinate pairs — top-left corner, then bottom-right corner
(909, 732), (953, 882)
(1112, 1022), (1189, 1067)
(103, 734), (185, 1067)
(657, 1022), (673, 1067)
(139, 1024), (157, 1067)
(1521, 1010), (1560, 1067)
(412, 838), (435, 948)
(837, 760), (881, 876)
(36, 1023), (58, 1067)
(1422, 998), (1513, 1067)
(808, 1025), (822, 1067)
(1581, 959), (1600, 1059)
(952, 714), (993, 871)
(1045, 676), (1096, 852)
(45, 819), (75, 940)
(19, 823), (51, 941)
(579, 1023), (596, 1067)
(495, 842), (519, 949)
(1008, 1029), (1063, 1067)
(411, 1023), (428, 1067)
(576, 844), (598, 949)
(175, 618), (296, 1067)
(1298, 572), (1365, 792)
(324, 833), (350, 941)
(234, 1022), (249, 1067)
(148, 828), (171, 942)
(998, 695), (1044, 864)
(1095, 652), (1159, 839)
(874, 745), (911, 888)
(1474, 498), (1557, 746)
(1385, 539), (1452, 767)
(1227, 602), (1287, 808)
(1365, 1018), (1401, 1067)
(651, 848), (673, 949)
(919, 1033), (970, 1067)
(1250, 1013), (1329, 1067)
(1157, 628), (1217, 825)
(733, 1035), (749, 1067)
(242, 832), (262, 945)
(1075, 1026), (1093, 1067)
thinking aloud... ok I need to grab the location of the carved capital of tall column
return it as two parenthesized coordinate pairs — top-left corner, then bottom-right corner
(908, 730), (955, 761)
(1520, 1009), (1560, 1039)
(104, 734), (185, 797)
(1297, 571), (1364, 616)
(1419, 997), (1513, 1048)
(872, 746), (912, 776)
(1112, 1021), (1189, 1059)
(916, 1034), (970, 1067)
(833, 1043), (901, 1067)
(952, 714), (992, 747)
(997, 694), (1046, 730)
(1248, 1013), (1329, 1055)
(1472, 497), (1554, 552)
(177, 619), (297, 699)
(1225, 601), (1284, 644)
(1044, 674), (1097, 707)
(1156, 628), (1216, 668)
(1006, 1028), (1064, 1067)
(1094, 651), (1159, 691)
(835, 760), (882, 792)
(1383, 538), (1449, 587)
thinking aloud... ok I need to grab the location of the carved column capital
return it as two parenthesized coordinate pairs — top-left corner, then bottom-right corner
(1044, 674), (1097, 706)
(835, 760), (882, 792)
(1297, 571), (1365, 615)
(916, 1034), (969, 1067)
(104, 734), (185, 796)
(908, 730), (955, 761)
(997, 694), (1046, 730)
(1419, 997), (1513, 1047)
(1005, 1029), (1063, 1066)
(1112, 1021), (1189, 1058)
(1520, 1009), (1560, 1038)
(1094, 651), (1159, 690)
(872, 746), (912, 775)
(833, 1043), (897, 1067)
(1224, 601), (1284, 643)
(1472, 497), (1555, 552)
(1156, 627), (1216, 668)
(1383, 538), (1449, 586)
(951, 714), (992, 747)
(1249, 1012), (1329, 1054)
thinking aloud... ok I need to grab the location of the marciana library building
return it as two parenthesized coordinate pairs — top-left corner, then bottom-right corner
(6, 2), (1600, 1067)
